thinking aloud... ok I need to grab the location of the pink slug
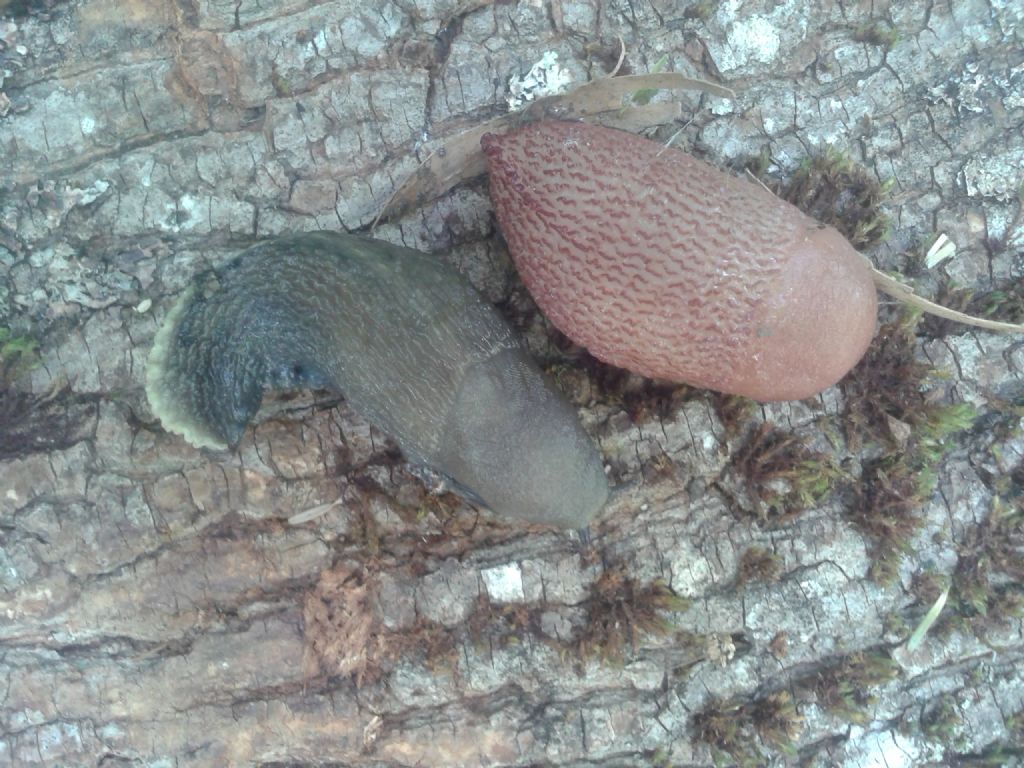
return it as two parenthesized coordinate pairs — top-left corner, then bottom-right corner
(481, 121), (878, 402)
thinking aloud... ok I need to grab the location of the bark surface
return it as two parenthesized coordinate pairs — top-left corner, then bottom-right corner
(1, 1), (1022, 766)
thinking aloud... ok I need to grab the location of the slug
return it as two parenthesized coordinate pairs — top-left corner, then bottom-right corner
(145, 232), (609, 528)
(481, 120), (879, 402)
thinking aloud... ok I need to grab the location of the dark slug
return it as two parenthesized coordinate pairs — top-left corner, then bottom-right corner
(145, 232), (609, 528)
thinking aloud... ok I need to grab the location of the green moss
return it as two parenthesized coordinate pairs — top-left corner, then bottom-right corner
(948, 743), (1024, 766)
(948, 500), (1024, 632)
(973, 285), (1024, 323)
(854, 455), (933, 583)
(880, 399), (977, 568)
(0, 0), (56, 18)
(813, 650), (899, 724)
(1007, 709), (1024, 740)
(466, 593), (542, 653)
(842, 314), (980, 583)
(750, 691), (803, 755)
(918, 403), (979, 457)
(780, 145), (892, 250)
(921, 693), (964, 743)
(545, 349), (695, 422)
(736, 546), (783, 585)
(853, 21), (900, 50)
(0, 326), (95, 462)
(270, 69), (293, 97)
(694, 650), (903, 762)
(900, 500), (1022, 641)
(922, 280), (1024, 338)
(731, 422), (842, 526)
(683, 1), (714, 21)
(643, 746), (671, 768)
(882, 607), (910, 639)
(693, 699), (754, 766)
(0, 327), (40, 381)
(576, 566), (690, 663)
(841, 313), (932, 448)
(692, 691), (802, 767)
(710, 392), (757, 438)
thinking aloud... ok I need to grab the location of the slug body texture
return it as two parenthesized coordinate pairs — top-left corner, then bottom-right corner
(482, 121), (878, 401)
(146, 232), (608, 528)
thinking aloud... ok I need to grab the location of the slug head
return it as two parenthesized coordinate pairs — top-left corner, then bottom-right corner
(436, 349), (609, 528)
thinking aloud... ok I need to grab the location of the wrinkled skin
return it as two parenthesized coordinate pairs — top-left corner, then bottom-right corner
(483, 121), (878, 401)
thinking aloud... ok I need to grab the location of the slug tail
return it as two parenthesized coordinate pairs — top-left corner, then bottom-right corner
(145, 286), (237, 450)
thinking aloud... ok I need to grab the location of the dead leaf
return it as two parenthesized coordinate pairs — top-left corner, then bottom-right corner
(373, 73), (735, 225)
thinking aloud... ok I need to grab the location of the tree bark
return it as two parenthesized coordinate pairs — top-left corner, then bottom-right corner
(1, 1), (1022, 766)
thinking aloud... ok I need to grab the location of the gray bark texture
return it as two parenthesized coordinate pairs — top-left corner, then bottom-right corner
(1, 1), (1022, 766)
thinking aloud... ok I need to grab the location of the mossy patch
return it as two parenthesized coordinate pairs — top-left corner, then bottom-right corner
(778, 145), (892, 250)
(853, 21), (900, 50)
(0, 382), (96, 461)
(841, 313), (933, 447)
(905, 500), (1024, 640)
(953, 502), (1024, 624)
(683, 1), (714, 21)
(731, 421), (842, 526)
(921, 279), (1024, 338)
(853, 454), (934, 583)
(575, 565), (690, 663)
(920, 693), (966, 746)
(812, 649), (900, 724)
(0, 328), (39, 381)
(469, 566), (693, 667)
(736, 545), (783, 585)
(0, 326), (96, 461)
(466, 592), (544, 653)
(693, 690), (802, 767)
(710, 392), (757, 438)
(851, 398), (978, 584)
(315, 442), (481, 541)
(841, 313), (980, 582)
(546, 349), (696, 422)
(947, 742), (1024, 766)
(0, 0), (62, 19)
(303, 560), (695, 688)
(693, 648), (900, 764)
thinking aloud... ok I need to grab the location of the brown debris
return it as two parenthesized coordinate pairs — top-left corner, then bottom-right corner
(302, 565), (385, 686)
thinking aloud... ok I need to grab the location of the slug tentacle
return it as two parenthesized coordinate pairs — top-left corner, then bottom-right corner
(146, 232), (609, 528)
